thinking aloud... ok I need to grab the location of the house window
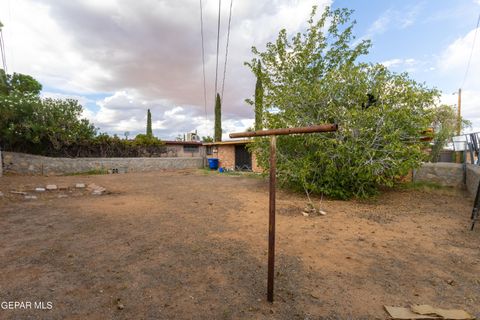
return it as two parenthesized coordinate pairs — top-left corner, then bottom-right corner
(183, 145), (199, 153)
(206, 146), (213, 155)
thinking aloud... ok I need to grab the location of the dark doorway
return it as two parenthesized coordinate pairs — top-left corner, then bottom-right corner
(235, 145), (252, 171)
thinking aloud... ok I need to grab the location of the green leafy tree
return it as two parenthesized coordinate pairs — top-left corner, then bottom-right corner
(0, 69), (8, 95)
(214, 93), (222, 141)
(133, 133), (163, 146)
(0, 71), (42, 96)
(429, 105), (470, 162)
(202, 136), (214, 142)
(146, 109), (153, 137)
(8, 73), (42, 95)
(246, 6), (447, 199)
(0, 93), (97, 154)
(0, 71), (169, 157)
(0, 71), (95, 155)
(39, 98), (97, 151)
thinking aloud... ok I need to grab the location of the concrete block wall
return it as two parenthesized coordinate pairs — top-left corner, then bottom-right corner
(2, 152), (204, 176)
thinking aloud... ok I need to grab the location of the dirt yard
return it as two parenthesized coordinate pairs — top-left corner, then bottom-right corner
(0, 170), (478, 319)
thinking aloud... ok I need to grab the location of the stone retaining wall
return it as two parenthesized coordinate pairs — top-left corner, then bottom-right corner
(466, 165), (480, 198)
(413, 163), (464, 188)
(413, 162), (480, 197)
(1, 152), (204, 176)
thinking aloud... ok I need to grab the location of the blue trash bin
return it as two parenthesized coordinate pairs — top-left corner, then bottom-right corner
(208, 158), (219, 170)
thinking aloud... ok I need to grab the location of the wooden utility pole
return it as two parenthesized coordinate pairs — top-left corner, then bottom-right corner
(455, 88), (462, 163)
(230, 123), (338, 302)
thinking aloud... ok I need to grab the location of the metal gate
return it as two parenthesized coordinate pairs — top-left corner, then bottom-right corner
(235, 145), (252, 171)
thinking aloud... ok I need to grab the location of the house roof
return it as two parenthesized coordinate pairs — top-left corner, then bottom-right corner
(202, 139), (252, 146)
(163, 140), (203, 145)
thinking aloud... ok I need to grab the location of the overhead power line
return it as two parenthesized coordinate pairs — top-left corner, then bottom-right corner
(220, 0), (233, 101)
(214, 0), (222, 98)
(461, 12), (480, 88)
(0, 21), (7, 72)
(199, 0), (207, 122)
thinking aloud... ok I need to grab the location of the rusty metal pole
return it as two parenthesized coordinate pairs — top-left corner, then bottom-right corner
(267, 135), (276, 302)
(229, 124), (338, 303)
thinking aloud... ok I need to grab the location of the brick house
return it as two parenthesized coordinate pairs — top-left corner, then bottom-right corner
(203, 140), (261, 173)
(163, 141), (206, 158)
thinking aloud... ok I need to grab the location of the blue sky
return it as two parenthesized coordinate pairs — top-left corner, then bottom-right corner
(1, 0), (479, 138)
(335, 0), (479, 93)
(332, 0), (480, 134)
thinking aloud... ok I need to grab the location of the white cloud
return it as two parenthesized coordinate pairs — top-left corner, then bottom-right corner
(41, 91), (94, 108)
(399, 4), (421, 28)
(438, 27), (480, 88)
(381, 57), (419, 72)
(359, 4), (422, 42)
(440, 90), (480, 133)
(437, 26), (480, 133)
(77, 89), (253, 139)
(381, 58), (402, 68)
(1, 1), (110, 93)
(367, 12), (391, 36)
(0, 0), (331, 138)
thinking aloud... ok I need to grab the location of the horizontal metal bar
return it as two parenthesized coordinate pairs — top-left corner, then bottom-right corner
(229, 124), (338, 138)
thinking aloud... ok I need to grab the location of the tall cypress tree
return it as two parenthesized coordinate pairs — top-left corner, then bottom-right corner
(214, 93), (222, 141)
(254, 61), (263, 131)
(0, 69), (8, 95)
(146, 109), (153, 137)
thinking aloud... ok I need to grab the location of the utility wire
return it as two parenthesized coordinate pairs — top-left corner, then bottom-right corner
(220, 0), (233, 101)
(214, 0), (221, 99)
(461, 12), (480, 88)
(199, 0), (207, 122)
(0, 29), (7, 72)
(8, 0), (13, 71)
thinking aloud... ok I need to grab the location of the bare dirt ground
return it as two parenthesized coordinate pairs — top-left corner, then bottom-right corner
(0, 170), (479, 319)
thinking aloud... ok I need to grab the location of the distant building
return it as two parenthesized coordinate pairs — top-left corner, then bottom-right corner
(163, 140), (205, 158)
(203, 140), (261, 172)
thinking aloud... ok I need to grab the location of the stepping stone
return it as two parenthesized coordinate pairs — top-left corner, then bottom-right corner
(35, 187), (46, 192)
(25, 195), (38, 200)
(58, 185), (69, 190)
(46, 184), (57, 191)
(87, 183), (100, 191)
(75, 183), (85, 188)
(11, 191), (27, 195)
(92, 186), (107, 195)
